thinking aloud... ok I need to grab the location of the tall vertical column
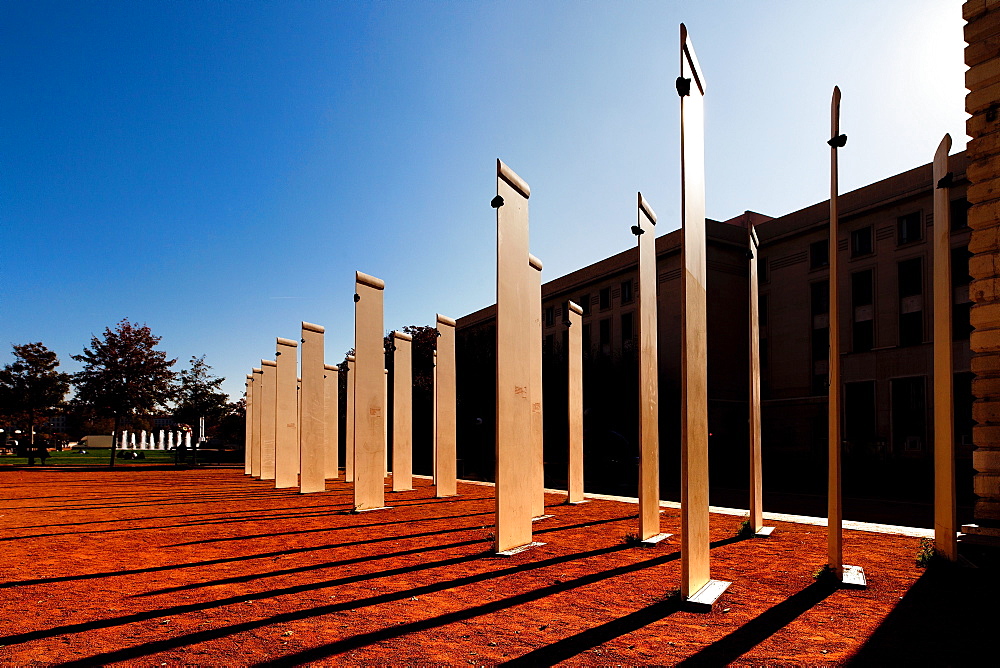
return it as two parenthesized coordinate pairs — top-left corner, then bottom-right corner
(244, 373), (253, 475)
(251, 367), (263, 476)
(354, 271), (388, 511)
(933, 134), (957, 561)
(436, 314), (458, 497)
(494, 159), (537, 553)
(392, 331), (413, 491)
(826, 87), (865, 587)
(384, 368), (389, 476)
(636, 193), (667, 543)
(528, 255), (546, 517)
(748, 223), (773, 536)
(678, 24), (728, 605)
(324, 364), (340, 479)
(345, 355), (356, 482)
(260, 359), (277, 480)
(566, 300), (585, 504)
(433, 350), (438, 483)
(300, 322), (326, 493)
(274, 338), (299, 489)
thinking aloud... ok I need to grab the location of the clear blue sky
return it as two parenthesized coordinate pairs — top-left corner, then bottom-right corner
(1, 1), (967, 402)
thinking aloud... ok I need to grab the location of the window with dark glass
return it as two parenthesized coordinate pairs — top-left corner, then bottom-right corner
(897, 212), (923, 245)
(621, 279), (633, 304)
(599, 318), (611, 353)
(810, 240), (829, 269)
(621, 312), (634, 345)
(759, 293), (768, 328)
(582, 323), (591, 351)
(898, 258), (923, 346)
(952, 247), (972, 287)
(851, 226), (873, 257)
(599, 287), (611, 310)
(951, 197), (970, 231)
(580, 293), (591, 316)
(852, 270), (874, 352)
(544, 306), (554, 327)
(760, 258), (769, 284)
(811, 280), (829, 316)
(953, 301), (972, 340)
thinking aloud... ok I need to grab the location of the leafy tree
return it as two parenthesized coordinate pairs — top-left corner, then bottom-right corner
(0, 342), (71, 463)
(72, 319), (177, 467)
(173, 355), (231, 433)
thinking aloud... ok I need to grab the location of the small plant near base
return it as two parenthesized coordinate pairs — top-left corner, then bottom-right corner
(660, 588), (682, 603)
(479, 527), (495, 543)
(812, 564), (839, 583)
(916, 537), (940, 567)
(735, 516), (753, 539)
(622, 532), (643, 546)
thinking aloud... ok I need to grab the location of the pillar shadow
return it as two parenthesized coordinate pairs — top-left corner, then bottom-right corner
(847, 563), (1000, 666)
(674, 580), (836, 666)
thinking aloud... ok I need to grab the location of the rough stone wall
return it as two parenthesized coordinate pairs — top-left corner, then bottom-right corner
(966, 0), (1000, 522)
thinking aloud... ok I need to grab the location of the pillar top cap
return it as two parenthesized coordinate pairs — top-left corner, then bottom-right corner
(347, 355), (356, 363)
(324, 364), (339, 371)
(497, 159), (530, 199)
(392, 331), (413, 341)
(261, 359), (277, 367)
(638, 192), (657, 224)
(436, 314), (457, 327)
(528, 254), (543, 271)
(355, 271), (385, 290)
(301, 321), (325, 333)
(567, 300), (583, 315)
(252, 367), (263, 374)
(276, 337), (298, 347)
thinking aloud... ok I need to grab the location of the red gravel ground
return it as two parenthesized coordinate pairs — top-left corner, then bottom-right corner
(0, 467), (994, 666)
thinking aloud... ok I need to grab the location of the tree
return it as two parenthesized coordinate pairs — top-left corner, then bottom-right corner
(173, 355), (231, 434)
(72, 319), (177, 467)
(0, 342), (70, 463)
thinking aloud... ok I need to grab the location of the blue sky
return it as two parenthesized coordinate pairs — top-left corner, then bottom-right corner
(1, 1), (967, 401)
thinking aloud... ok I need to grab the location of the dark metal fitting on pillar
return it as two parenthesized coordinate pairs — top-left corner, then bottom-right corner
(937, 172), (954, 189)
(827, 134), (847, 148)
(676, 76), (691, 97)
(491, 195), (504, 208)
(354, 293), (360, 303)
(630, 225), (644, 236)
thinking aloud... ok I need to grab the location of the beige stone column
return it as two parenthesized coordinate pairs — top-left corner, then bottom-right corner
(566, 301), (585, 503)
(354, 271), (387, 511)
(346, 355), (355, 482)
(251, 367), (263, 477)
(324, 364), (339, 479)
(300, 322), (326, 493)
(436, 314), (458, 497)
(934, 135), (958, 560)
(528, 254), (546, 517)
(275, 337), (299, 489)
(244, 373), (253, 475)
(637, 193), (666, 542)
(433, 350), (438, 484)
(963, 0), (1000, 541)
(392, 331), (413, 491)
(494, 159), (536, 553)
(679, 25), (728, 605)
(384, 368), (389, 476)
(260, 359), (277, 480)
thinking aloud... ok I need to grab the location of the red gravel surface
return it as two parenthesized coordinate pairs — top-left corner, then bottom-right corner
(0, 468), (993, 666)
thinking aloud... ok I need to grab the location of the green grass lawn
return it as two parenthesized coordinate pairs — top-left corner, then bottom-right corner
(0, 447), (178, 467)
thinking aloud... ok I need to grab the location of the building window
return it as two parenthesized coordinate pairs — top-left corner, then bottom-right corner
(580, 294), (591, 316)
(891, 376), (926, 454)
(621, 312), (634, 347)
(851, 226), (873, 257)
(952, 247), (972, 287)
(811, 280), (829, 317)
(898, 258), (923, 347)
(621, 279), (634, 304)
(599, 287), (611, 310)
(951, 197), (970, 231)
(759, 293), (768, 328)
(760, 258), (769, 284)
(897, 211), (923, 245)
(599, 318), (611, 354)
(582, 323), (591, 351)
(810, 240), (829, 269)
(544, 306), (554, 327)
(953, 301), (972, 340)
(852, 270), (874, 352)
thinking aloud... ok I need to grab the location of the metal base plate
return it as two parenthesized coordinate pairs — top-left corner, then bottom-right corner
(841, 564), (867, 588)
(497, 541), (546, 556)
(641, 533), (673, 546)
(755, 526), (775, 537)
(352, 506), (392, 513)
(686, 579), (731, 612)
(531, 514), (554, 522)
